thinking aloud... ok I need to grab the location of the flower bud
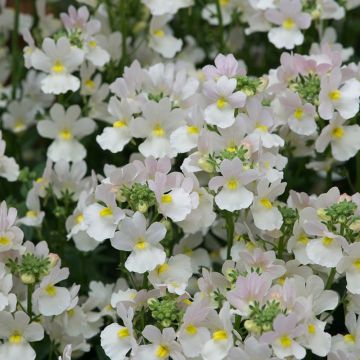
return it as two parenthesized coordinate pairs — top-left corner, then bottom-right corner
(48, 253), (60, 269)
(21, 273), (35, 284)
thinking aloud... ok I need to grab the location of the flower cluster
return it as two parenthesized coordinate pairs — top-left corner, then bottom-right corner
(1, 0), (360, 359)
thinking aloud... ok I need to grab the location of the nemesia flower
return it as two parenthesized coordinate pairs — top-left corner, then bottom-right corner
(0, 131), (19, 182)
(203, 75), (246, 128)
(337, 243), (360, 294)
(142, 0), (193, 15)
(111, 212), (167, 274)
(0, 311), (44, 360)
(37, 103), (96, 162)
(30, 37), (84, 94)
(209, 158), (258, 211)
(315, 114), (360, 161)
(33, 265), (71, 316)
(260, 313), (306, 359)
(265, 0), (311, 49)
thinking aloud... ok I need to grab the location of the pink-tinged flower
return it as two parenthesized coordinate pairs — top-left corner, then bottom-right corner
(279, 91), (317, 136)
(265, 0), (311, 49)
(303, 218), (346, 268)
(209, 158), (258, 212)
(227, 272), (272, 316)
(203, 76), (246, 128)
(203, 53), (246, 80)
(178, 299), (211, 358)
(315, 114), (360, 162)
(260, 313), (306, 359)
(318, 68), (360, 120)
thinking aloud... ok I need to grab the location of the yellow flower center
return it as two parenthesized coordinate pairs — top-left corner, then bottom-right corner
(26, 210), (38, 218)
(278, 276), (286, 285)
(157, 263), (169, 274)
(117, 327), (130, 338)
(67, 308), (75, 317)
(161, 194), (172, 204)
(227, 143), (237, 152)
(14, 119), (25, 131)
(280, 335), (292, 348)
(45, 284), (57, 297)
(220, 0), (229, 5)
(329, 90), (341, 101)
(353, 258), (360, 270)
(212, 330), (228, 341)
(217, 98), (228, 109)
(99, 207), (113, 217)
(156, 345), (169, 358)
(260, 198), (272, 209)
(135, 238), (148, 250)
(153, 29), (165, 37)
(322, 237), (333, 246)
(9, 332), (22, 344)
(35, 177), (44, 183)
(227, 179), (238, 190)
(186, 324), (198, 335)
(0, 236), (10, 246)
(256, 124), (268, 132)
(88, 40), (97, 48)
(332, 126), (344, 139)
(282, 18), (295, 30)
(113, 120), (127, 128)
(59, 129), (72, 140)
(294, 108), (304, 120)
(298, 233), (309, 245)
(52, 60), (65, 74)
(85, 79), (95, 89)
(153, 124), (165, 137)
(183, 247), (193, 256)
(75, 213), (84, 224)
(344, 334), (356, 344)
(308, 324), (316, 334)
(187, 126), (199, 135)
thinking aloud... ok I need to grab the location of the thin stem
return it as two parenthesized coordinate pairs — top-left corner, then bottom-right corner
(215, 0), (225, 53)
(225, 211), (234, 260)
(119, 0), (128, 73)
(356, 151), (360, 192)
(11, 0), (21, 99)
(325, 268), (336, 290)
(326, 167), (332, 190)
(27, 284), (34, 320)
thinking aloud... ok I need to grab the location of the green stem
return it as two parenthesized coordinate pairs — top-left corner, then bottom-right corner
(326, 167), (332, 190)
(11, 0), (21, 99)
(325, 268), (336, 290)
(277, 236), (285, 259)
(225, 211), (234, 260)
(215, 0), (225, 53)
(356, 151), (360, 192)
(119, 0), (128, 72)
(27, 284), (34, 320)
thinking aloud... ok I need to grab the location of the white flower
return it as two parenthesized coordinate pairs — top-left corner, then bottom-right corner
(19, 188), (45, 227)
(135, 325), (184, 360)
(30, 37), (84, 94)
(111, 212), (167, 274)
(209, 158), (258, 212)
(142, 0), (193, 16)
(37, 103), (96, 162)
(148, 254), (192, 295)
(96, 97), (133, 153)
(0, 263), (16, 312)
(149, 15), (183, 58)
(303, 219), (345, 268)
(0, 311), (44, 360)
(33, 265), (71, 316)
(204, 76), (246, 129)
(251, 179), (286, 231)
(83, 185), (125, 242)
(315, 114), (360, 161)
(101, 304), (136, 360)
(2, 98), (36, 133)
(337, 243), (360, 294)
(131, 98), (184, 158)
(0, 131), (20, 182)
